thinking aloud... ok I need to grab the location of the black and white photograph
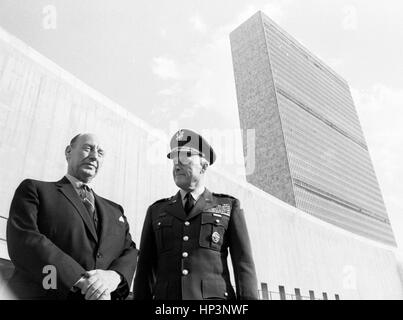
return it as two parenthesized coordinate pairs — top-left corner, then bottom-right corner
(0, 0), (402, 305)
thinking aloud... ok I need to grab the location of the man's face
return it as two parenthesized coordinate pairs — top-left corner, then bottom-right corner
(65, 134), (105, 183)
(172, 153), (205, 191)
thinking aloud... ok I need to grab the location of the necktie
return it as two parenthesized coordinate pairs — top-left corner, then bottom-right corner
(80, 184), (98, 231)
(184, 192), (195, 215)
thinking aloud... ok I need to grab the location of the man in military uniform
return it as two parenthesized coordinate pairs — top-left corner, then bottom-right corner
(133, 129), (258, 300)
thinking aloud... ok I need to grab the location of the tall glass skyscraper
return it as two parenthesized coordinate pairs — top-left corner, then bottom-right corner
(230, 11), (396, 245)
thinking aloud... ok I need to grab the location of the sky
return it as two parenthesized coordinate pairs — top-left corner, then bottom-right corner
(0, 0), (402, 249)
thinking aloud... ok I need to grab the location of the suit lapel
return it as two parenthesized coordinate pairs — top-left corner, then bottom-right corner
(165, 192), (187, 221)
(56, 177), (98, 243)
(94, 193), (112, 247)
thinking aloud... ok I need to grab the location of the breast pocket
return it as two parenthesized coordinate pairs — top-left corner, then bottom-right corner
(153, 215), (174, 253)
(110, 219), (127, 236)
(199, 213), (229, 251)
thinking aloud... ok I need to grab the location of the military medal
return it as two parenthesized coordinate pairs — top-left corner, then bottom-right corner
(212, 231), (221, 244)
(205, 204), (231, 217)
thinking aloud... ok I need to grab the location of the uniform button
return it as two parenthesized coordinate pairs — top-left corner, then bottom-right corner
(224, 292), (228, 297)
(182, 269), (189, 276)
(157, 222), (161, 226)
(182, 252), (188, 258)
(215, 219), (220, 224)
(183, 236), (189, 241)
(184, 221), (190, 226)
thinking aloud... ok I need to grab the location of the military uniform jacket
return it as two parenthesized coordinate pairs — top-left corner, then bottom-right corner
(133, 188), (258, 300)
(6, 177), (138, 299)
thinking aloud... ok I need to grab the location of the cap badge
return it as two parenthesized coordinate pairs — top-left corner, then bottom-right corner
(176, 130), (185, 141)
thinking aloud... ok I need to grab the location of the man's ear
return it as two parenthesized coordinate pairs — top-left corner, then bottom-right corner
(65, 145), (71, 160)
(201, 163), (209, 173)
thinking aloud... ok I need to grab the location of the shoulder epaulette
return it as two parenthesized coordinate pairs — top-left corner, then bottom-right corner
(151, 197), (172, 206)
(212, 193), (237, 200)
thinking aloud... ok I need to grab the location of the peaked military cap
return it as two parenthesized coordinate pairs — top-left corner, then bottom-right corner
(167, 129), (216, 165)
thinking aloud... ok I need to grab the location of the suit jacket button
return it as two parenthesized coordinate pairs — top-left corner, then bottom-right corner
(182, 269), (189, 276)
(183, 236), (189, 241)
(182, 252), (188, 258)
(96, 252), (102, 258)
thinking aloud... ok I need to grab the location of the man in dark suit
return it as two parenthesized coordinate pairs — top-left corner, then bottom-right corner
(6, 133), (138, 300)
(133, 129), (258, 300)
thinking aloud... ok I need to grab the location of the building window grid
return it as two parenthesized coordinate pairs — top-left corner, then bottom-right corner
(270, 47), (356, 116)
(295, 189), (394, 238)
(293, 174), (387, 221)
(293, 168), (386, 216)
(297, 202), (395, 242)
(263, 20), (348, 88)
(275, 84), (365, 147)
(288, 157), (375, 201)
(286, 141), (385, 203)
(257, 17), (394, 243)
(263, 21), (348, 89)
(287, 141), (379, 194)
(265, 31), (359, 122)
(290, 157), (387, 214)
(269, 43), (356, 116)
(269, 49), (363, 134)
(292, 168), (383, 211)
(288, 140), (384, 202)
(282, 114), (382, 184)
(272, 62), (356, 124)
(294, 204), (393, 243)
(283, 136), (385, 212)
(281, 112), (365, 172)
(294, 179), (390, 226)
(282, 110), (369, 165)
(267, 40), (358, 118)
(275, 62), (363, 136)
(273, 63), (357, 120)
(285, 125), (375, 179)
(287, 136), (376, 187)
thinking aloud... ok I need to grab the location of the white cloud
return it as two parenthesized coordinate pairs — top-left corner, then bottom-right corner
(153, 2), (293, 120)
(342, 5), (358, 30)
(151, 57), (181, 80)
(160, 28), (167, 38)
(262, 2), (286, 23)
(216, 0), (292, 39)
(158, 82), (183, 96)
(189, 15), (208, 33)
(327, 58), (344, 72)
(235, 5), (260, 25)
(233, 0), (289, 26)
